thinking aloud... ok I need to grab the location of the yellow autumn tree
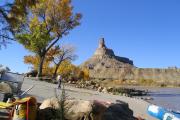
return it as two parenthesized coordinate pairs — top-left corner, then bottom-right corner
(15, 0), (82, 77)
(24, 45), (89, 80)
(0, 0), (37, 47)
(57, 60), (76, 79)
(81, 68), (90, 80)
(24, 55), (53, 76)
(24, 55), (40, 70)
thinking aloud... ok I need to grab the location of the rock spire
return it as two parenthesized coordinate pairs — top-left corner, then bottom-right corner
(94, 38), (115, 57)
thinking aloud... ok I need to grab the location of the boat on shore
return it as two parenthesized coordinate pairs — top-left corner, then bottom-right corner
(147, 105), (180, 120)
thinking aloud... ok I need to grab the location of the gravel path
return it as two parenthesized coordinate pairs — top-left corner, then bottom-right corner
(21, 78), (156, 120)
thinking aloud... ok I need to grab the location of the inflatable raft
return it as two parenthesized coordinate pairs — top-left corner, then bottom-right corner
(147, 105), (180, 120)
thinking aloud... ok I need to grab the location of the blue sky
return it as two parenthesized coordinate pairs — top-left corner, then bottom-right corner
(0, 0), (180, 73)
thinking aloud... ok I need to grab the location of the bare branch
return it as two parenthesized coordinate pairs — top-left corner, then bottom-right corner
(45, 27), (69, 52)
(0, 7), (9, 21)
(0, 34), (15, 41)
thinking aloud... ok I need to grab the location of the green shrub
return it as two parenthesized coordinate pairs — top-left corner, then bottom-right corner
(53, 84), (66, 120)
(138, 78), (156, 86)
(159, 83), (167, 87)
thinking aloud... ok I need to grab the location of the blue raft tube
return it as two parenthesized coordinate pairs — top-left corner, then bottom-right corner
(147, 105), (180, 120)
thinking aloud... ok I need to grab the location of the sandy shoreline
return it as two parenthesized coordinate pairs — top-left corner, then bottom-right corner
(19, 78), (157, 120)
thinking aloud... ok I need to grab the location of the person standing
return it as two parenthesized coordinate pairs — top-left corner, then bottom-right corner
(57, 75), (62, 89)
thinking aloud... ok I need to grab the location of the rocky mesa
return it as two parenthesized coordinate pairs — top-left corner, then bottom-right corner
(81, 38), (180, 86)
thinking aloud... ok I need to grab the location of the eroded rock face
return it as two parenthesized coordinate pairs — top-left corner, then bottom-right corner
(92, 38), (133, 65)
(81, 38), (180, 83)
(94, 38), (115, 57)
(81, 38), (134, 80)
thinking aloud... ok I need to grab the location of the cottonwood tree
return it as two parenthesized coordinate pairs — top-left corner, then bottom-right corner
(48, 45), (77, 79)
(24, 55), (40, 70)
(24, 54), (54, 76)
(24, 45), (77, 77)
(15, 0), (81, 77)
(0, 0), (37, 48)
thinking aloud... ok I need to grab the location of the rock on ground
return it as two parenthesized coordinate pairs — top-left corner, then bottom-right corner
(39, 97), (59, 109)
(0, 82), (13, 93)
(38, 98), (136, 120)
(102, 101), (135, 120)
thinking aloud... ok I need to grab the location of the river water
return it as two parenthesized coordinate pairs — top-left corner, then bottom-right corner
(145, 87), (180, 111)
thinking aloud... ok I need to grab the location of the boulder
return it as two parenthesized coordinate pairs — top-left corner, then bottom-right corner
(64, 100), (93, 120)
(39, 99), (93, 120)
(89, 85), (95, 90)
(102, 87), (108, 93)
(107, 87), (113, 92)
(95, 83), (100, 88)
(37, 107), (58, 120)
(39, 97), (59, 109)
(0, 82), (13, 93)
(102, 100), (135, 120)
(38, 98), (136, 120)
(92, 100), (111, 120)
(97, 87), (103, 92)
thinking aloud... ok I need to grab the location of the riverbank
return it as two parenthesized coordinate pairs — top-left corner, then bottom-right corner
(21, 78), (156, 120)
(104, 85), (180, 112)
(144, 87), (180, 112)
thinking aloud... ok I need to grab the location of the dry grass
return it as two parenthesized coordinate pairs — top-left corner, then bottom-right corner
(101, 79), (125, 87)
(100, 79), (180, 88)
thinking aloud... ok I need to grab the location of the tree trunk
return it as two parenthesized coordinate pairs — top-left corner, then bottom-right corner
(53, 62), (61, 79)
(37, 55), (45, 78)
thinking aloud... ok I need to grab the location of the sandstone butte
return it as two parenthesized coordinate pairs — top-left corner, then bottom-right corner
(81, 38), (180, 86)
